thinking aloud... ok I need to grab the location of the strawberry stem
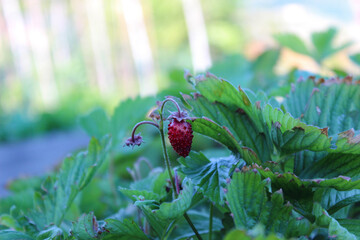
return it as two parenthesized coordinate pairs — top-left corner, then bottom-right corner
(184, 213), (203, 240)
(130, 121), (159, 141)
(209, 203), (214, 240)
(160, 97), (182, 116)
(158, 119), (177, 197)
(158, 104), (203, 240)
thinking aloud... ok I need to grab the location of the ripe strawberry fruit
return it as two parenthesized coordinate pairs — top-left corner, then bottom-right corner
(168, 119), (193, 157)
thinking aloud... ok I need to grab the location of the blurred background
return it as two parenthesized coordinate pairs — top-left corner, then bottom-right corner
(1, 0), (360, 196)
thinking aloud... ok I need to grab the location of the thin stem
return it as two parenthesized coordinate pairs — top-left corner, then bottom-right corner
(174, 169), (180, 195)
(131, 121), (159, 141)
(184, 213), (203, 240)
(159, 120), (177, 197)
(109, 152), (119, 206)
(158, 109), (202, 240)
(160, 98), (182, 116)
(209, 203), (214, 240)
(134, 157), (153, 180)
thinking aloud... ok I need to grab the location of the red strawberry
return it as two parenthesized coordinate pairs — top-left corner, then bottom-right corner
(168, 119), (193, 157)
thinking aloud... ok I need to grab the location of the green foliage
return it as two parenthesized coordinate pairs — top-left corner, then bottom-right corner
(226, 170), (268, 229)
(2, 36), (360, 239)
(36, 226), (63, 240)
(208, 49), (281, 92)
(182, 72), (360, 238)
(275, 27), (352, 64)
(102, 218), (148, 240)
(225, 170), (301, 237)
(350, 53), (360, 66)
(311, 28), (352, 63)
(71, 212), (100, 239)
(71, 212), (148, 240)
(27, 136), (111, 229)
(312, 203), (357, 239)
(179, 152), (239, 204)
(136, 180), (195, 238)
(79, 108), (110, 140)
(274, 33), (310, 56)
(80, 96), (156, 150)
(0, 89), (105, 143)
(0, 230), (33, 240)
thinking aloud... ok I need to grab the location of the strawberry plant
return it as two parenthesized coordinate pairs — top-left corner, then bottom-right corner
(1, 71), (360, 239)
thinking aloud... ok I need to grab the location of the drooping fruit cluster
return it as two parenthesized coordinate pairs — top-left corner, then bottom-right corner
(168, 119), (193, 157)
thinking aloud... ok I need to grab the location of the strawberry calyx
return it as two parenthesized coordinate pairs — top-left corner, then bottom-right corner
(124, 134), (143, 148)
(167, 110), (190, 122)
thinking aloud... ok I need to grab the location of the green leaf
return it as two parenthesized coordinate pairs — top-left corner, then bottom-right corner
(208, 54), (253, 88)
(184, 74), (272, 163)
(274, 33), (310, 56)
(317, 189), (360, 215)
(263, 105), (331, 154)
(329, 129), (360, 154)
(138, 179), (195, 238)
(224, 227), (285, 240)
(179, 151), (238, 204)
(226, 170), (267, 229)
(155, 179), (194, 220)
(193, 74), (254, 120)
(80, 97), (156, 150)
(311, 28), (351, 63)
(252, 49), (280, 74)
(36, 226), (62, 240)
(284, 78), (360, 136)
(302, 130), (360, 179)
(265, 190), (293, 235)
(119, 188), (160, 202)
(0, 189), (35, 214)
(224, 229), (252, 240)
(0, 214), (22, 231)
(28, 136), (111, 229)
(6, 177), (42, 194)
(151, 171), (170, 199)
(285, 212), (311, 238)
(0, 230), (33, 240)
(338, 219), (360, 238)
(138, 205), (172, 238)
(183, 93), (270, 162)
(121, 169), (169, 201)
(283, 77), (360, 174)
(169, 210), (223, 240)
(79, 108), (110, 139)
(303, 153), (360, 180)
(256, 166), (360, 195)
(71, 212), (98, 240)
(350, 53), (360, 66)
(111, 97), (155, 148)
(250, 49), (281, 90)
(102, 218), (148, 240)
(313, 203), (356, 239)
(190, 117), (254, 163)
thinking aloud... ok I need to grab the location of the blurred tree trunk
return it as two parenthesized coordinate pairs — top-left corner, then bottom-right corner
(24, 0), (58, 108)
(69, 0), (94, 88)
(111, 0), (138, 99)
(120, 0), (157, 96)
(1, 0), (34, 101)
(86, 0), (115, 95)
(49, 0), (71, 88)
(181, 0), (212, 72)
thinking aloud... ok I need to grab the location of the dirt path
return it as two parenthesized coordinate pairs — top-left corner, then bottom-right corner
(0, 129), (89, 197)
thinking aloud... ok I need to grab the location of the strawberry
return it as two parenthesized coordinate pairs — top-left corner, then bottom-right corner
(168, 117), (193, 157)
